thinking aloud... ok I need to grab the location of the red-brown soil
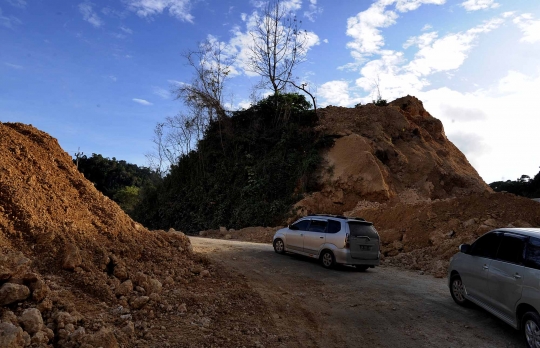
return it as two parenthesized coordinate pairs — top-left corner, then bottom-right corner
(0, 122), (281, 347)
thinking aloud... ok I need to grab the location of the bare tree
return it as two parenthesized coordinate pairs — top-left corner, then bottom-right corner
(248, 0), (308, 96)
(174, 37), (235, 122)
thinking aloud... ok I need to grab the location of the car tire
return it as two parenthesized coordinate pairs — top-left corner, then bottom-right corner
(523, 312), (540, 348)
(273, 239), (286, 254)
(450, 274), (469, 306)
(355, 265), (369, 272)
(320, 250), (335, 269)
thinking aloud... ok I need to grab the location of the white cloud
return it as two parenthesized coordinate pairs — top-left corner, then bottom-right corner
(403, 31), (437, 49)
(123, 0), (194, 23)
(513, 14), (540, 44)
(461, 0), (500, 11)
(79, 2), (103, 28)
(153, 86), (170, 99)
(418, 70), (540, 182)
(421, 24), (432, 31)
(133, 98), (153, 105)
(406, 18), (503, 77)
(304, 0), (322, 22)
(318, 80), (362, 107)
(5, 0), (26, 8)
(120, 26), (133, 34)
(323, 38), (328, 43)
(4, 62), (23, 69)
(109, 75), (117, 82)
(345, 0), (446, 61)
(0, 6), (21, 28)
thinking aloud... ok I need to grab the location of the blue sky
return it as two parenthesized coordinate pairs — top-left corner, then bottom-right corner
(1, 0), (539, 183)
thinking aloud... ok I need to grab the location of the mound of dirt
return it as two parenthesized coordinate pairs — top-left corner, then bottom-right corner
(347, 192), (540, 277)
(295, 96), (490, 215)
(0, 122), (280, 347)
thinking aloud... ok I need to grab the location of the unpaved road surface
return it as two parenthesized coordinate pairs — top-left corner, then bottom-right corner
(191, 237), (524, 348)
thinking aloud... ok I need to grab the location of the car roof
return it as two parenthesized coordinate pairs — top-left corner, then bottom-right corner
(492, 228), (540, 238)
(303, 214), (369, 222)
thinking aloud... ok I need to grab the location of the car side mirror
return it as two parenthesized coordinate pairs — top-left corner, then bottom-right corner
(289, 225), (299, 230)
(459, 244), (470, 254)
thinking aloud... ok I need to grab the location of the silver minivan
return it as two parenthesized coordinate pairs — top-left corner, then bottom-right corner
(448, 228), (540, 348)
(272, 214), (380, 270)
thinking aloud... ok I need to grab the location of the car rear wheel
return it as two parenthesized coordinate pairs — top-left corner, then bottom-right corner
(523, 312), (540, 348)
(273, 239), (285, 254)
(320, 250), (335, 269)
(450, 274), (469, 306)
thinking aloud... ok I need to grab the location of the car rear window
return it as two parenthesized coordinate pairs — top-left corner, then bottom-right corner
(348, 222), (378, 238)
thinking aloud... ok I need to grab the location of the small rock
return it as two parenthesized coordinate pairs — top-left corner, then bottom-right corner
(62, 244), (82, 271)
(146, 279), (162, 295)
(85, 327), (119, 348)
(219, 226), (227, 233)
(130, 296), (150, 310)
(224, 234), (232, 240)
(19, 308), (43, 335)
(0, 322), (25, 348)
(31, 331), (49, 345)
(200, 270), (210, 277)
(37, 298), (53, 313)
(116, 280), (133, 297)
(0, 283), (30, 306)
(122, 321), (135, 336)
(149, 293), (161, 303)
(177, 303), (187, 313)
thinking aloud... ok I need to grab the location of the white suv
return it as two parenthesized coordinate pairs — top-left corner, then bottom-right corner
(448, 228), (540, 348)
(272, 214), (380, 270)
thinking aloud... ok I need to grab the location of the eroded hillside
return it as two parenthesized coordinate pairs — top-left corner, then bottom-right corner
(296, 96), (491, 215)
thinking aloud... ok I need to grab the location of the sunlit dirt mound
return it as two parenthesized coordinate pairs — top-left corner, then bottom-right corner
(295, 96), (491, 215)
(347, 192), (540, 277)
(0, 122), (279, 347)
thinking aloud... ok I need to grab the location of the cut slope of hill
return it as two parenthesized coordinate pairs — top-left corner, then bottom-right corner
(296, 96), (490, 215)
(0, 122), (281, 347)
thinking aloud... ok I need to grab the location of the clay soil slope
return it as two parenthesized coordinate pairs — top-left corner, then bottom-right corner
(296, 96), (491, 215)
(0, 122), (282, 348)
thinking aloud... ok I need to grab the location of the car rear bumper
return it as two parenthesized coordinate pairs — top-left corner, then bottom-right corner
(334, 248), (380, 266)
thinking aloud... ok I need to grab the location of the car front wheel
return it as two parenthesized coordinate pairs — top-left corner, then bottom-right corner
(523, 312), (540, 348)
(450, 274), (469, 306)
(273, 239), (285, 254)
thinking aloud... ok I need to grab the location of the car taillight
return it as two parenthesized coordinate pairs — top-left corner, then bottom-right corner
(345, 233), (349, 248)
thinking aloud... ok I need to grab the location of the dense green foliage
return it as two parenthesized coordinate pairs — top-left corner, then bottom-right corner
(74, 154), (161, 215)
(490, 170), (540, 198)
(133, 94), (333, 233)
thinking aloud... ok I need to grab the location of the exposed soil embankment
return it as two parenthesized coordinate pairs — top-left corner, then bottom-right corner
(296, 96), (491, 215)
(0, 122), (280, 347)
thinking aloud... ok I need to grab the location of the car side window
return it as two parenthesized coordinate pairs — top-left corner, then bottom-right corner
(326, 220), (341, 234)
(291, 220), (310, 231)
(308, 220), (327, 233)
(469, 232), (501, 258)
(525, 237), (540, 270)
(496, 233), (527, 264)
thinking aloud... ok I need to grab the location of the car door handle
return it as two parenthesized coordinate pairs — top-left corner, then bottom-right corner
(483, 265), (489, 270)
(319, 236), (324, 239)
(300, 234), (303, 236)
(514, 274), (522, 279)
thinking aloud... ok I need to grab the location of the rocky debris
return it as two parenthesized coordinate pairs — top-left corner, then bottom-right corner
(85, 327), (118, 348)
(129, 296), (150, 310)
(115, 280), (133, 297)
(199, 226), (282, 244)
(18, 308), (43, 335)
(0, 252), (31, 282)
(0, 322), (25, 348)
(0, 283), (30, 306)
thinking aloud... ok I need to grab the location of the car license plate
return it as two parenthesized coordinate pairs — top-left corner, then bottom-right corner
(359, 245), (371, 251)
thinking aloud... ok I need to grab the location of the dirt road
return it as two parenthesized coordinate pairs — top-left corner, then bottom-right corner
(191, 237), (524, 348)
